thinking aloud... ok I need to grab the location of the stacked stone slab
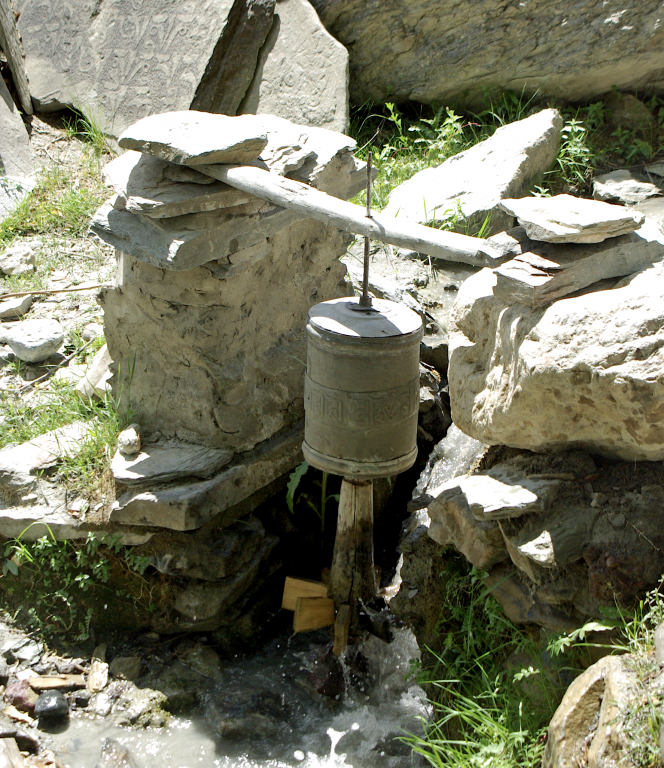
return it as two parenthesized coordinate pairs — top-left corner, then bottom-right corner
(92, 111), (366, 533)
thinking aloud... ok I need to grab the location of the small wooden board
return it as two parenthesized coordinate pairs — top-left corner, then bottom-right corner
(0, 737), (24, 768)
(282, 576), (328, 611)
(28, 674), (85, 691)
(293, 597), (335, 632)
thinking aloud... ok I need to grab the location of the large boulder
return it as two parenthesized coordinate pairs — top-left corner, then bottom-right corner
(15, 0), (276, 136)
(0, 77), (34, 178)
(309, 0), (664, 108)
(384, 109), (562, 233)
(239, 0), (349, 133)
(448, 251), (664, 461)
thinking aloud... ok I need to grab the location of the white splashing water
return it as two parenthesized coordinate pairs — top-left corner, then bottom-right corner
(46, 629), (429, 768)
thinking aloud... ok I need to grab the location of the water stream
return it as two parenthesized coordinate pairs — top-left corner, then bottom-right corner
(46, 629), (429, 768)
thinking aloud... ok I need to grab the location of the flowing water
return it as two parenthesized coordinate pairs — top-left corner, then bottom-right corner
(46, 629), (429, 768)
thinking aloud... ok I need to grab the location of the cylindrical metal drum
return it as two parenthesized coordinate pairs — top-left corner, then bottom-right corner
(303, 297), (424, 480)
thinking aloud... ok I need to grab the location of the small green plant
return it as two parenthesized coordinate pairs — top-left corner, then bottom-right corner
(286, 461), (339, 537)
(1, 528), (154, 641)
(63, 109), (110, 157)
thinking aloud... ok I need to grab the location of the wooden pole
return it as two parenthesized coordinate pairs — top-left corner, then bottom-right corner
(0, 0), (32, 115)
(196, 163), (500, 268)
(328, 478), (376, 613)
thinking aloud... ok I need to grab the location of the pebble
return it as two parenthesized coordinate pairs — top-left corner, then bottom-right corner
(91, 692), (112, 717)
(0, 295), (33, 320)
(5, 680), (38, 712)
(3, 319), (65, 363)
(117, 424), (141, 456)
(82, 322), (104, 341)
(0, 244), (36, 276)
(34, 690), (69, 720)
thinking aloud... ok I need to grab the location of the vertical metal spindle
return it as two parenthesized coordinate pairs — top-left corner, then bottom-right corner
(359, 152), (373, 309)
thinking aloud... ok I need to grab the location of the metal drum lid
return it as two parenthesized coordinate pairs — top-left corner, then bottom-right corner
(308, 297), (422, 339)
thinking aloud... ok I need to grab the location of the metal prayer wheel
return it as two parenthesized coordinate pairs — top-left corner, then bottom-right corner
(303, 296), (424, 480)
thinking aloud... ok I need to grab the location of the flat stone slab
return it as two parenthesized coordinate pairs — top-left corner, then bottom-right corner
(118, 112), (269, 166)
(0, 295), (32, 320)
(239, 0), (349, 133)
(103, 151), (254, 218)
(16, 0), (275, 137)
(111, 426), (303, 530)
(111, 441), (234, 487)
(91, 197), (303, 271)
(0, 422), (91, 490)
(493, 218), (664, 307)
(437, 468), (560, 522)
(384, 109), (562, 231)
(498, 194), (645, 243)
(593, 169), (661, 205)
(3, 319), (64, 363)
(76, 344), (112, 400)
(0, 76), (34, 177)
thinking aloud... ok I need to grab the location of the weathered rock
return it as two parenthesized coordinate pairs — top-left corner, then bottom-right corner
(344, 258), (428, 320)
(543, 655), (621, 768)
(655, 622), (664, 664)
(492, 218), (664, 307)
(0, 422), (92, 490)
(0, 177), (35, 222)
(100, 217), (352, 455)
(81, 323), (104, 341)
(593, 169), (661, 205)
(112, 426), (301, 530)
(448, 261), (664, 460)
(605, 91), (655, 133)
(109, 657), (142, 682)
(0, 244), (35, 276)
(181, 646), (222, 678)
(87, 659), (109, 693)
(111, 684), (167, 728)
(0, 717), (39, 752)
(90, 197), (304, 272)
(498, 194), (645, 244)
(384, 109), (562, 232)
(427, 479), (509, 570)
(118, 112), (268, 166)
(1, 637), (42, 664)
(3, 319), (64, 363)
(76, 343), (112, 400)
(5, 680), (38, 713)
(632, 198), (664, 231)
(111, 441), (233, 487)
(103, 151), (253, 218)
(240, 0), (349, 133)
(0, 76), (34, 177)
(34, 690), (68, 720)
(117, 425), (141, 457)
(309, 1), (664, 108)
(15, 0), (276, 137)
(0, 295), (32, 320)
(96, 738), (138, 768)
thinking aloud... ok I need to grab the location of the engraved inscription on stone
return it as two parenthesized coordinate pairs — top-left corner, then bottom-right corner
(304, 376), (419, 428)
(16, 0), (236, 136)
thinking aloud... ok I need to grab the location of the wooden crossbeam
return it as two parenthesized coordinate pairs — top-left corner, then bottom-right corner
(281, 576), (328, 611)
(293, 596), (335, 632)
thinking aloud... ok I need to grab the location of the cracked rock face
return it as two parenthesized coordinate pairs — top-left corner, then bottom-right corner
(448, 260), (664, 461)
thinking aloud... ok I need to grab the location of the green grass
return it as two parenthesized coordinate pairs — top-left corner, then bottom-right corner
(399, 564), (588, 768)
(349, 90), (664, 227)
(0, 154), (107, 248)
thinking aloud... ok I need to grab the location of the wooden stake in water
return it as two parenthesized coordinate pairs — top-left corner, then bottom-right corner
(359, 153), (373, 309)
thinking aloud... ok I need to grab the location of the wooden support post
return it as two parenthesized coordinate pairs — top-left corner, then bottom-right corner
(328, 478), (376, 613)
(0, 0), (32, 115)
(332, 604), (351, 656)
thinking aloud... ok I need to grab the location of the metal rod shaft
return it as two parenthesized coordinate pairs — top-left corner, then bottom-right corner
(360, 153), (373, 308)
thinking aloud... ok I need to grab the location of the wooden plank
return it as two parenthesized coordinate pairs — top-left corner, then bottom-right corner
(0, 0), (32, 115)
(493, 229), (664, 308)
(328, 478), (376, 609)
(28, 674), (85, 691)
(196, 163), (502, 268)
(293, 596), (335, 632)
(281, 576), (328, 611)
(332, 604), (351, 656)
(0, 738), (25, 768)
